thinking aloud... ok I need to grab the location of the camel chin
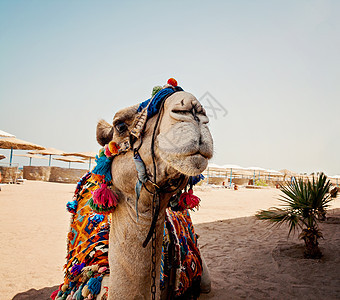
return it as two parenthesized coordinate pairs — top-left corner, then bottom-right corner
(160, 152), (209, 176)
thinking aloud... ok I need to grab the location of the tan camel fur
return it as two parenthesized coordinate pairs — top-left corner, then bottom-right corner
(96, 91), (213, 299)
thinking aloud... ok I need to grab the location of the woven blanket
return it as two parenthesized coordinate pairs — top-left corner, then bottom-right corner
(55, 172), (202, 299)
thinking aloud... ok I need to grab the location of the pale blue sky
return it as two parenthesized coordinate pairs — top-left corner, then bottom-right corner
(0, 0), (339, 175)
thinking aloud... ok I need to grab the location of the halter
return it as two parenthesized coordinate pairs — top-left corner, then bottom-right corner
(124, 82), (185, 300)
(90, 79), (202, 299)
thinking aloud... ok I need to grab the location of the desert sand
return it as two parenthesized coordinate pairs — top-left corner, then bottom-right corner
(1, 181), (339, 300)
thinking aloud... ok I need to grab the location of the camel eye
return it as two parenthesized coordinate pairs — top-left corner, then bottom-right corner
(115, 122), (127, 134)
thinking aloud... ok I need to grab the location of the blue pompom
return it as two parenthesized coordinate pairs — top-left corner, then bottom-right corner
(89, 214), (105, 225)
(66, 200), (78, 214)
(87, 276), (103, 295)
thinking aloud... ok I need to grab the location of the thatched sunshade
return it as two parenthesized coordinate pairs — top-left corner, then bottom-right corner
(279, 169), (299, 181)
(244, 166), (268, 183)
(29, 148), (65, 166)
(0, 130), (15, 138)
(53, 156), (85, 168)
(330, 175), (340, 187)
(62, 151), (97, 169)
(14, 153), (48, 166)
(0, 137), (45, 166)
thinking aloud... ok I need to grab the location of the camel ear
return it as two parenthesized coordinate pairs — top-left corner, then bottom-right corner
(96, 119), (114, 146)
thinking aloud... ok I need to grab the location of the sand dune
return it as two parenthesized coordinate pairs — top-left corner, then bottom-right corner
(0, 181), (339, 299)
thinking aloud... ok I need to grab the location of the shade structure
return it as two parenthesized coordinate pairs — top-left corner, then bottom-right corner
(0, 130), (16, 138)
(14, 153), (48, 166)
(0, 137), (45, 166)
(0, 137), (45, 150)
(221, 164), (244, 169)
(244, 167), (268, 183)
(220, 164), (247, 186)
(330, 175), (340, 187)
(0, 154), (6, 160)
(54, 156), (85, 168)
(62, 151), (97, 169)
(279, 169), (298, 176)
(29, 147), (65, 166)
(207, 163), (225, 169)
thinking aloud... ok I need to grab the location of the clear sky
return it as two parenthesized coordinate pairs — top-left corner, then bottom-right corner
(0, 0), (339, 175)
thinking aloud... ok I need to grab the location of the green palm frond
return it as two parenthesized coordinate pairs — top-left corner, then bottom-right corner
(256, 208), (301, 236)
(279, 178), (310, 210)
(308, 173), (332, 210)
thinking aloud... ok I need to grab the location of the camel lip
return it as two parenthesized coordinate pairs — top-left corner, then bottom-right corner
(193, 150), (209, 159)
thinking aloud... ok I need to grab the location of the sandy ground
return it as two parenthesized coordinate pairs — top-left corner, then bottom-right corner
(1, 181), (339, 300)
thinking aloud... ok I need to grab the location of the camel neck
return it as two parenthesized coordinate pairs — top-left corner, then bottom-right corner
(107, 196), (167, 299)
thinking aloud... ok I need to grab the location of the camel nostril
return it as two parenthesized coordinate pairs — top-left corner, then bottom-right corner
(192, 108), (199, 122)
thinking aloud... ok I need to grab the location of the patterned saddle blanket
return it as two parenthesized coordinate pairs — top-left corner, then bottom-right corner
(52, 173), (202, 299)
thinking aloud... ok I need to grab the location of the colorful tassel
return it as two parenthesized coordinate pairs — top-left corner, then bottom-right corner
(92, 155), (112, 182)
(98, 266), (107, 274)
(89, 183), (118, 214)
(73, 285), (83, 300)
(152, 86), (162, 96)
(66, 200), (78, 214)
(50, 289), (59, 300)
(92, 183), (118, 207)
(108, 141), (119, 155)
(82, 285), (90, 298)
(87, 276), (103, 295)
(71, 262), (85, 276)
(61, 284), (68, 292)
(69, 281), (76, 289)
(179, 189), (200, 210)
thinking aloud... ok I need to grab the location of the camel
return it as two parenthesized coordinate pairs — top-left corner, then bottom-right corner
(54, 79), (213, 300)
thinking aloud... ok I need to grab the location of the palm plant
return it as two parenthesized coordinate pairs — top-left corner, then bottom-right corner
(256, 173), (332, 259)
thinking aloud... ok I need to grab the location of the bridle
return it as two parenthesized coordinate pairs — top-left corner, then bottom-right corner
(114, 86), (187, 299)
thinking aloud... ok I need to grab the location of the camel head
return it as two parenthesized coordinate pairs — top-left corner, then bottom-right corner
(96, 81), (213, 201)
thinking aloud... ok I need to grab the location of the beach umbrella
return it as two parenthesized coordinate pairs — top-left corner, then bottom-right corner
(62, 151), (97, 170)
(0, 154), (6, 160)
(0, 137), (45, 166)
(14, 153), (48, 166)
(53, 156), (85, 168)
(0, 130), (16, 138)
(29, 148), (65, 166)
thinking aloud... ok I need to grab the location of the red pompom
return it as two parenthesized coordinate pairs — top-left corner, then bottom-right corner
(50, 289), (59, 300)
(179, 189), (200, 210)
(92, 183), (118, 208)
(167, 78), (178, 87)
